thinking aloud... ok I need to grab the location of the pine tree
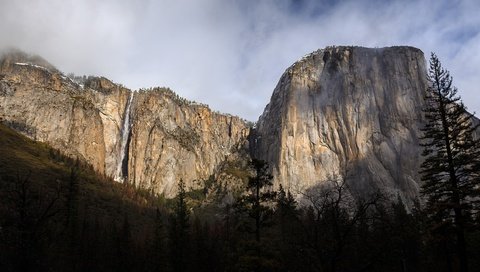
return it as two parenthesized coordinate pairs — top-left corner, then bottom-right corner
(65, 166), (80, 270)
(420, 53), (480, 272)
(275, 184), (301, 270)
(169, 179), (190, 272)
(236, 159), (276, 242)
(234, 159), (278, 271)
(277, 184), (297, 216)
(153, 209), (168, 272)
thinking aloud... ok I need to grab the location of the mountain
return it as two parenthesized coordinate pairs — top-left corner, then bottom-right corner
(253, 46), (429, 203)
(128, 89), (250, 196)
(2, 46), (475, 203)
(0, 51), (250, 198)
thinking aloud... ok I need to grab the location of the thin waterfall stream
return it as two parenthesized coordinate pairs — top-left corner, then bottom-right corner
(114, 92), (133, 182)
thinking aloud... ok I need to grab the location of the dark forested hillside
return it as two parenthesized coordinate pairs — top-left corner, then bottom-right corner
(0, 122), (164, 271)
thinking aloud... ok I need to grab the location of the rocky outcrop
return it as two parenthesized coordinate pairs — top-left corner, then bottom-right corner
(0, 50), (250, 197)
(254, 46), (429, 202)
(4, 46), (475, 202)
(0, 51), (130, 174)
(127, 88), (250, 196)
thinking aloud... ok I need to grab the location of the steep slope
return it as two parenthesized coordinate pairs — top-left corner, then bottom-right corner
(254, 46), (428, 202)
(0, 122), (168, 271)
(0, 121), (156, 214)
(5, 46), (475, 202)
(0, 51), (130, 176)
(0, 50), (250, 197)
(127, 88), (250, 196)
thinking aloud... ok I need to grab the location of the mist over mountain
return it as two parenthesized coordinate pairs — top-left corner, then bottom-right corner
(2, 0), (479, 121)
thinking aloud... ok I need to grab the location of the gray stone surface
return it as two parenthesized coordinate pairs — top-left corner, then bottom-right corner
(0, 51), (249, 198)
(3, 46), (476, 202)
(254, 46), (429, 203)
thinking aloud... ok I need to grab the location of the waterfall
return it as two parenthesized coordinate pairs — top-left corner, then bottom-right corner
(114, 92), (134, 182)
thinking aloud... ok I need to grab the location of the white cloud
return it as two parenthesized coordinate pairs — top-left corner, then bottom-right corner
(0, 0), (479, 120)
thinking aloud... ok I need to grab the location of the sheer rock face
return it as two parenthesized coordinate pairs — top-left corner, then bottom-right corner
(254, 46), (428, 202)
(127, 89), (250, 197)
(0, 52), (250, 197)
(0, 54), (129, 175)
(2, 46), (461, 202)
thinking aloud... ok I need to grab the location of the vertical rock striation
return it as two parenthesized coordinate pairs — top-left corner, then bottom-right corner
(5, 46), (472, 202)
(127, 88), (250, 197)
(254, 46), (428, 202)
(0, 51), (130, 175)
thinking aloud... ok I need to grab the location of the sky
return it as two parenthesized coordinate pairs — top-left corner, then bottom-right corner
(0, 0), (479, 121)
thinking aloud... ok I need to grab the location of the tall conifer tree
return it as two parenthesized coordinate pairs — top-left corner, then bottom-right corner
(420, 53), (480, 272)
(169, 179), (190, 272)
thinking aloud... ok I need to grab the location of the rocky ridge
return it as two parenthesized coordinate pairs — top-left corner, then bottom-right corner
(128, 88), (250, 196)
(0, 51), (130, 175)
(2, 46), (476, 202)
(0, 50), (250, 197)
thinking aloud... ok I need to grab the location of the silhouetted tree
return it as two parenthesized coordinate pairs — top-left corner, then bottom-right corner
(274, 184), (303, 271)
(236, 159), (276, 242)
(1, 171), (62, 271)
(117, 215), (133, 272)
(388, 196), (423, 272)
(301, 176), (383, 272)
(169, 179), (190, 272)
(152, 208), (169, 272)
(65, 166), (80, 270)
(234, 159), (278, 271)
(420, 53), (480, 272)
(276, 184), (299, 238)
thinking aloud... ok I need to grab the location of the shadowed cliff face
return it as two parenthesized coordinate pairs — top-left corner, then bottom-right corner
(0, 51), (250, 197)
(254, 46), (429, 202)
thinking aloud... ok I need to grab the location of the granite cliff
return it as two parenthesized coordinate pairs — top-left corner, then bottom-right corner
(254, 46), (429, 202)
(2, 46), (473, 202)
(0, 50), (250, 197)
(0, 51), (130, 176)
(127, 88), (250, 196)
